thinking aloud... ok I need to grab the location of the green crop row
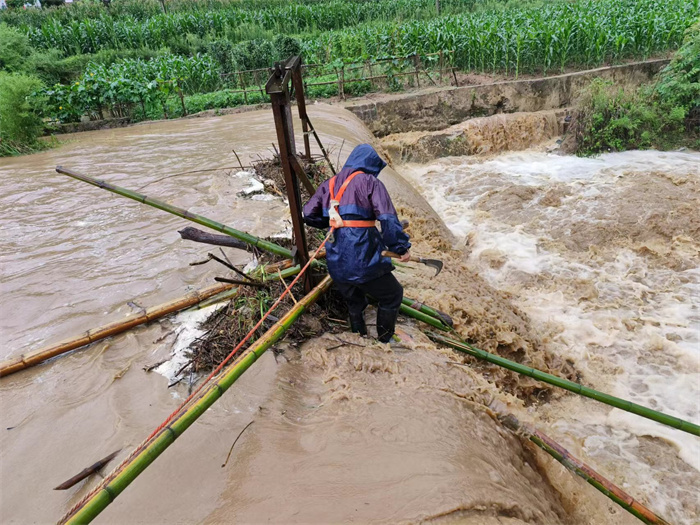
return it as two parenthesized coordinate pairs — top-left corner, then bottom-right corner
(37, 50), (440, 123)
(12, 0), (470, 55)
(304, 0), (699, 76)
(1, 0), (480, 29)
(39, 54), (221, 122)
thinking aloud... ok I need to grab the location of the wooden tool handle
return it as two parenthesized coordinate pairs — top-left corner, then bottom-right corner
(382, 251), (416, 262)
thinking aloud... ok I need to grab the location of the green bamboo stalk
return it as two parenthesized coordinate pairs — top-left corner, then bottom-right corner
(399, 303), (452, 331)
(401, 298), (453, 326)
(62, 276), (333, 525)
(530, 434), (667, 525)
(499, 414), (670, 525)
(185, 287), (242, 311)
(56, 167), (293, 259)
(431, 333), (700, 436)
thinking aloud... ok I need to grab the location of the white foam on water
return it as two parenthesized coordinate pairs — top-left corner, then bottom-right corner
(155, 302), (225, 392)
(403, 150), (700, 523)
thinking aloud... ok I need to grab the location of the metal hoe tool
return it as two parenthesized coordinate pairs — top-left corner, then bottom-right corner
(382, 251), (443, 277)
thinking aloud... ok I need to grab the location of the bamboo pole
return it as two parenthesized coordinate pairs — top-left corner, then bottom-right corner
(399, 303), (451, 331)
(499, 414), (670, 525)
(0, 282), (237, 378)
(186, 286), (241, 310)
(61, 276), (333, 525)
(431, 333), (700, 436)
(55, 167), (293, 259)
(0, 264), (307, 378)
(401, 298), (452, 326)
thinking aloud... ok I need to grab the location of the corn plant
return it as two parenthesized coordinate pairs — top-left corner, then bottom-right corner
(305, 0), (698, 77)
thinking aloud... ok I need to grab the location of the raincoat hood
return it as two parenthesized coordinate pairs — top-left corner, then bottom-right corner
(341, 144), (386, 177)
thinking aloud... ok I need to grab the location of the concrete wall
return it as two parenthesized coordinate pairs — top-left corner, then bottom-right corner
(346, 60), (668, 137)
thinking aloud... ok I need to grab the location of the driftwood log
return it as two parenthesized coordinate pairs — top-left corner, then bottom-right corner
(178, 227), (249, 251)
(54, 449), (121, 490)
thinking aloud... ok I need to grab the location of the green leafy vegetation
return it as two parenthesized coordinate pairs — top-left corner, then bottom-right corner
(0, 23), (32, 73)
(9, 0), (472, 55)
(0, 0), (697, 153)
(308, 0), (696, 76)
(655, 21), (700, 119)
(40, 54), (221, 121)
(574, 23), (699, 155)
(0, 72), (48, 156)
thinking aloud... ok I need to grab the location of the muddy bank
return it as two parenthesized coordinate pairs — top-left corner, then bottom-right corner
(52, 103), (270, 135)
(347, 59), (668, 137)
(381, 109), (567, 163)
(204, 333), (634, 525)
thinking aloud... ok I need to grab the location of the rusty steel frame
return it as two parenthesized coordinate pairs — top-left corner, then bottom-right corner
(265, 56), (315, 291)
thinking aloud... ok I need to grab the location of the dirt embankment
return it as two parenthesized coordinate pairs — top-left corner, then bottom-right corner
(345, 59), (668, 137)
(381, 109), (568, 163)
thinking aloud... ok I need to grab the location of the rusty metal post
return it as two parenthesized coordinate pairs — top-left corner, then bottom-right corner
(287, 56), (336, 175)
(266, 60), (311, 291)
(290, 59), (312, 160)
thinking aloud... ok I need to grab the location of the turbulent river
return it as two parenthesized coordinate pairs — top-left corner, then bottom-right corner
(0, 104), (697, 524)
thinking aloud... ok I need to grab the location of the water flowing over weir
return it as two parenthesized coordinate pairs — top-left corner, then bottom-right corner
(401, 150), (700, 524)
(0, 104), (693, 524)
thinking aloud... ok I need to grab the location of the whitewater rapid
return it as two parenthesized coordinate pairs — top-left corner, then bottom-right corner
(402, 149), (700, 523)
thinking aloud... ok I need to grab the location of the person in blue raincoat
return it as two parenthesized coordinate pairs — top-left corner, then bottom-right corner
(303, 144), (411, 342)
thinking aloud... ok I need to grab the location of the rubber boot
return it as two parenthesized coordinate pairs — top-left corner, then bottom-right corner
(349, 312), (367, 336)
(376, 307), (398, 343)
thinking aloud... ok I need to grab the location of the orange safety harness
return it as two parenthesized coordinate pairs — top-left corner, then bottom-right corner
(328, 170), (377, 229)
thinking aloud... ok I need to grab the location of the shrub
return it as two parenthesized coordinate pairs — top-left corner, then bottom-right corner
(5, 0), (26, 9)
(231, 39), (275, 70)
(208, 40), (236, 75)
(0, 23), (31, 73)
(273, 34), (301, 61)
(655, 22), (699, 118)
(574, 79), (688, 155)
(0, 72), (45, 156)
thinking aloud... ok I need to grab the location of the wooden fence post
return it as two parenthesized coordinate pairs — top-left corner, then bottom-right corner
(337, 67), (345, 99)
(238, 72), (248, 105)
(413, 54), (421, 87)
(439, 50), (444, 83)
(253, 70), (265, 98)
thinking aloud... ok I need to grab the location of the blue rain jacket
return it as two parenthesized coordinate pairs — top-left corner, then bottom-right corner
(303, 144), (411, 284)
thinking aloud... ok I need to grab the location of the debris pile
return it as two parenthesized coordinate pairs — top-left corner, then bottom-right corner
(186, 274), (348, 373)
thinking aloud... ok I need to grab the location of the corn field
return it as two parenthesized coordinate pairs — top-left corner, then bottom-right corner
(306, 0), (699, 76)
(18, 0), (467, 55)
(6, 0), (697, 127)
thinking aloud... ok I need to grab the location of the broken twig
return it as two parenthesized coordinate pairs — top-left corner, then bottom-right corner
(221, 421), (254, 468)
(208, 253), (256, 282)
(54, 450), (121, 490)
(214, 277), (268, 288)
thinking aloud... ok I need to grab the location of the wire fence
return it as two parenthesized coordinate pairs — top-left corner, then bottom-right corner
(218, 50), (458, 103)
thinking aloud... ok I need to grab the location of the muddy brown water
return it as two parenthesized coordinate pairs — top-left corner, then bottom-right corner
(0, 104), (688, 524)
